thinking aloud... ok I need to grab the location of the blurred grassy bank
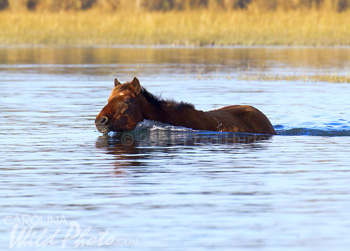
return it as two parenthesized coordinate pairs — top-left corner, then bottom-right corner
(0, 9), (350, 46)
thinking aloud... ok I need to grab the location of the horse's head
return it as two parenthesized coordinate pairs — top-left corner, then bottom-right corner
(95, 77), (144, 134)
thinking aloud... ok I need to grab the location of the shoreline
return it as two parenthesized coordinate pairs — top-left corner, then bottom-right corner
(2, 44), (350, 49)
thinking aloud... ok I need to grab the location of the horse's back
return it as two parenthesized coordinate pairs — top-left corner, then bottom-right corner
(210, 105), (276, 135)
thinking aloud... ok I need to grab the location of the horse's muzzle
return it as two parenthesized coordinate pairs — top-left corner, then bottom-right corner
(95, 116), (110, 134)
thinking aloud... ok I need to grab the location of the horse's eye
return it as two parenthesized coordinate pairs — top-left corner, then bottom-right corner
(124, 100), (131, 104)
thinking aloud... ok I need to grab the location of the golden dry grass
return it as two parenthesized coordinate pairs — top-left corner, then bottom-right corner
(0, 9), (349, 46)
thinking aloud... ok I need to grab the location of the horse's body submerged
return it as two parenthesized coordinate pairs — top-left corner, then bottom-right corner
(95, 78), (276, 135)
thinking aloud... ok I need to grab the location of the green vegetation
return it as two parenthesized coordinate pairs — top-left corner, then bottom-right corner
(0, 0), (349, 46)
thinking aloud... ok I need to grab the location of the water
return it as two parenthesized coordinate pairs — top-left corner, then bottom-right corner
(1, 47), (350, 250)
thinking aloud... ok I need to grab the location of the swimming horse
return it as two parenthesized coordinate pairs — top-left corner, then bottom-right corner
(95, 77), (276, 135)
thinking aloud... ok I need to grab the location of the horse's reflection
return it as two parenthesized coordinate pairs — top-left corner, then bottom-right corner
(95, 130), (272, 173)
(95, 135), (142, 167)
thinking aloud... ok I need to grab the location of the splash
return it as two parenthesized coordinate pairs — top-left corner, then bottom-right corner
(136, 120), (350, 137)
(135, 120), (194, 132)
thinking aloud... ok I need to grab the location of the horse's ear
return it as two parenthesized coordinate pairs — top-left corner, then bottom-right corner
(130, 77), (141, 95)
(114, 78), (121, 87)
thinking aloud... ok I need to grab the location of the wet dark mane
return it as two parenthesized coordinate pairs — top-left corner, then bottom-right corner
(141, 87), (194, 111)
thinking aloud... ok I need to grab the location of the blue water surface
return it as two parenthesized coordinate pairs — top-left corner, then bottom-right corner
(1, 47), (350, 251)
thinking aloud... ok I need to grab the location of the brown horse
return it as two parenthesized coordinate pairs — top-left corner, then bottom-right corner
(95, 77), (276, 135)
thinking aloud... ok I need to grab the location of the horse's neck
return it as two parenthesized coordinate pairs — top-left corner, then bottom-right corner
(139, 95), (218, 131)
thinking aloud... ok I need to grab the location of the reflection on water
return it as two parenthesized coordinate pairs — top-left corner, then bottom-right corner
(1, 47), (350, 250)
(1, 47), (349, 81)
(100, 130), (273, 147)
(95, 130), (272, 170)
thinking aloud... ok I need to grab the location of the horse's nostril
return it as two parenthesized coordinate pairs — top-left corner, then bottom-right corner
(96, 116), (108, 126)
(100, 116), (108, 125)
